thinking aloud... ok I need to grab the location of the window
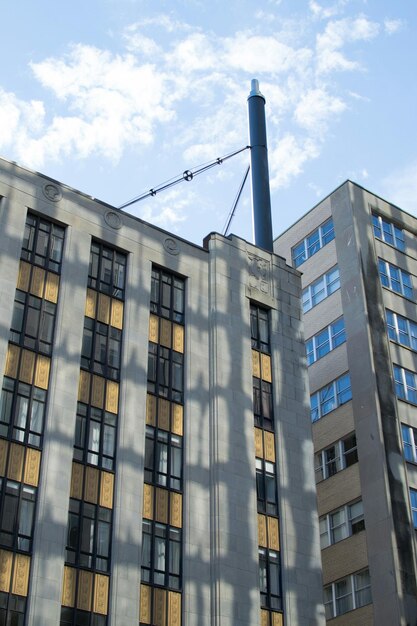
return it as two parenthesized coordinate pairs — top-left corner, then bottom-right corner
(292, 218), (335, 268)
(0, 478), (36, 552)
(394, 365), (417, 404)
(81, 318), (122, 381)
(151, 268), (185, 323)
(320, 500), (365, 549)
(386, 310), (417, 351)
(147, 343), (184, 404)
(66, 499), (112, 572)
(0, 377), (46, 447)
(0, 592), (26, 626)
(22, 213), (65, 272)
(141, 520), (182, 590)
(378, 259), (413, 299)
(9, 290), (56, 355)
(253, 378), (273, 430)
(410, 488), (417, 529)
(144, 426), (182, 491)
(88, 242), (126, 299)
(259, 548), (282, 610)
(60, 607), (106, 626)
(324, 570), (371, 619)
(402, 424), (417, 463)
(306, 318), (346, 365)
(250, 305), (270, 352)
(73, 403), (116, 471)
(310, 373), (352, 422)
(302, 266), (340, 313)
(315, 433), (358, 482)
(256, 458), (278, 515)
(372, 214), (405, 251)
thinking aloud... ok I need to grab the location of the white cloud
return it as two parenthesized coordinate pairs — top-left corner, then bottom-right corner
(269, 135), (320, 189)
(384, 18), (404, 35)
(309, 0), (348, 20)
(381, 162), (417, 214)
(136, 187), (190, 229)
(294, 88), (346, 132)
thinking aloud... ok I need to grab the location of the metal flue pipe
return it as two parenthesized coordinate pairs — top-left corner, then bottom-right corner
(248, 79), (273, 252)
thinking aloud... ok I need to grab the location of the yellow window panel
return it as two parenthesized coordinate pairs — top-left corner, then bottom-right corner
(105, 380), (119, 414)
(70, 462), (84, 500)
(45, 272), (60, 304)
(110, 299), (124, 330)
(258, 514), (267, 548)
(267, 517), (280, 551)
(170, 492), (182, 529)
(171, 404), (183, 436)
(272, 612), (284, 626)
(77, 569), (93, 612)
(34, 354), (50, 390)
(168, 591), (182, 626)
(97, 293), (111, 325)
(30, 266), (45, 298)
(78, 370), (91, 404)
(264, 431), (276, 463)
(153, 587), (167, 626)
(160, 318), (172, 349)
(155, 487), (169, 524)
(61, 566), (76, 608)
(261, 354), (272, 383)
(143, 484), (154, 520)
(19, 350), (35, 385)
(16, 261), (31, 292)
(12, 553), (30, 596)
(252, 350), (261, 378)
(146, 394), (157, 426)
(0, 549), (13, 593)
(158, 398), (170, 431)
(173, 324), (184, 353)
(254, 428), (264, 458)
(91, 375), (105, 409)
(85, 288), (97, 319)
(84, 466), (99, 504)
(139, 584), (152, 624)
(149, 314), (159, 343)
(23, 448), (41, 487)
(4, 344), (20, 379)
(261, 609), (270, 626)
(7, 443), (24, 482)
(0, 440), (8, 478)
(93, 573), (109, 615)
(99, 471), (114, 509)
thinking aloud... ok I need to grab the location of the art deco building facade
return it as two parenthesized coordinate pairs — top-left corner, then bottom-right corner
(0, 158), (324, 626)
(275, 181), (417, 626)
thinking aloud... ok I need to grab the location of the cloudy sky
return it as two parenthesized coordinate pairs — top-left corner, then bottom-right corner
(1, 0), (416, 245)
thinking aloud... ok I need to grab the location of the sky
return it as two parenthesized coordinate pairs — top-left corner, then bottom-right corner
(1, 0), (416, 246)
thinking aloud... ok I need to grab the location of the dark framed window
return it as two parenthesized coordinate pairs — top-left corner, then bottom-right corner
(147, 343), (184, 404)
(81, 318), (121, 381)
(88, 242), (126, 299)
(256, 458), (278, 515)
(66, 499), (112, 573)
(0, 377), (46, 447)
(73, 403), (116, 471)
(0, 592), (26, 626)
(259, 548), (282, 610)
(21, 213), (65, 272)
(9, 290), (56, 356)
(144, 426), (182, 491)
(60, 606), (107, 626)
(253, 378), (273, 430)
(150, 268), (185, 324)
(141, 520), (182, 590)
(315, 433), (358, 482)
(250, 305), (270, 352)
(0, 478), (36, 552)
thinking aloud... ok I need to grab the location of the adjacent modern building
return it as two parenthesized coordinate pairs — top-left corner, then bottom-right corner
(0, 157), (324, 626)
(275, 180), (417, 626)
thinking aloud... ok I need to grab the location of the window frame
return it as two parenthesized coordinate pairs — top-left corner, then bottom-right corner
(378, 258), (413, 299)
(394, 364), (417, 405)
(21, 212), (65, 273)
(144, 425), (183, 492)
(250, 305), (270, 353)
(409, 488), (417, 529)
(386, 309), (417, 351)
(65, 498), (113, 573)
(310, 373), (352, 423)
(320, 499), (365, 549)
(306, 317), (346, 366)
(150, 267), (185, 324)
(258, 547), (282, 611)
(292, 218), (335, 268)
(141, 519), (182, 591)
(73, 402), (117, 471)
(0, 376), (47, 448)
(88, 241), (127, 300)
(0, 477), (37, 553)
(255, 457), (278, 516)
(372, 213), (405, 252)
(324, 570), (371, 619)
(147, 342), (184, 405)
(302, 266), (340, 313)
(315, 433), (358, 482)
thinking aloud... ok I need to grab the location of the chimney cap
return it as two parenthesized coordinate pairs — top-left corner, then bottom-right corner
(248, 78), (265, 101)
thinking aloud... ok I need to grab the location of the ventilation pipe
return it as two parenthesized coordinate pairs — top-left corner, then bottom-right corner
(248, 79), (273, 252)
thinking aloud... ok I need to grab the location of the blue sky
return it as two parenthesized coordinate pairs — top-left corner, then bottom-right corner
(1, 0), (416, 245)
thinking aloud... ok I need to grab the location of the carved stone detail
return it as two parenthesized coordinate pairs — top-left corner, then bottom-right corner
(248, 253), (271, 295)
(104, 211), (122, 230)
(43, 183), (62, 202)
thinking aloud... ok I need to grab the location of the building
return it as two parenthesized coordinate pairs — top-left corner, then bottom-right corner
(275, 180), (417, 626)
(0, 157), (324, 626)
